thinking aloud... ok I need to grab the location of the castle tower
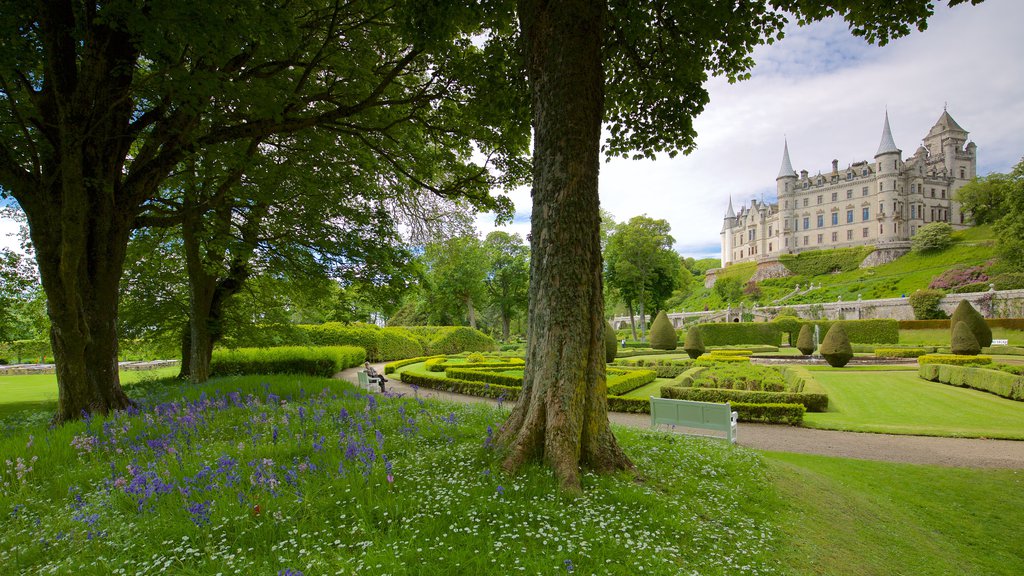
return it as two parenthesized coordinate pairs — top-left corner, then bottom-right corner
(721, 195), (736, 265)
(776, 141), (798, 251)
(922, 108), (976, 226)
(874, 112), (902, 241)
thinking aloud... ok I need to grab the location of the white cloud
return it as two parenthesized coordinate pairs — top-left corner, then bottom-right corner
(479, 0), (1024, 259)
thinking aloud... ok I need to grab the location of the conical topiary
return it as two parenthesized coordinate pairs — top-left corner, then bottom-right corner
(649, 310), (677, 350)
(950, 300), (992, 348)
(951, 320), (981, 355)
(796, 324), (816, 355)
(819, 322), (853, 368)
(683, 326), (705, 359)
(605, 322), (618, 363)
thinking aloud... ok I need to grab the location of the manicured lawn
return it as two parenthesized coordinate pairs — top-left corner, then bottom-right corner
(803, 369), (1024, 438)
(765, 451), (1024, 576)
(622, 377), (673, 399)
(0, 367), (179, 420)
(899, 327), (1024, 346)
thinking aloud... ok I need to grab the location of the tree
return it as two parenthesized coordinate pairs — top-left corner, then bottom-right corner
(484, 231), (530, 341)
(820, 323), (853, 368)
(951, 320), (981, 355)
(796, 324), (815, 356)
(604, 321), (618, 363)
(0, 2), (529, 421)
(911, 222), (954, 253)
(0, 249), (45, 343)
(497, 0), (980, 491)
(987, 159), (1024, 271)
(604, 215), (680, 341)
(682, 326), (704, 359)
(949, 300), (992, 348)
(648, 310), (677, 350)
(955, 162), (1021, 225)
(421, 236), (490, 328)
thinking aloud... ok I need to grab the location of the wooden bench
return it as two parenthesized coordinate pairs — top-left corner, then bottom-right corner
(649, 397), (738, 444)
(357, 370), (371, 391)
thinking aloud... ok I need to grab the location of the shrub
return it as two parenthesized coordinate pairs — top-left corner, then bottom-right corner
(695, 354), (750, 365)
(898, 319), (951, 330)
(991, 272), (1024, 290)
(690, 363), (787, 392)
(929, 263), (990, 291)
(951, 321), (981, 355)
(383, 355), (445, 374)
(648, 311), (677, 350)
(210, 346), (365, 378)
(696, 323), (783, 346)
(819, 323), (853, 368)
(399, 371), (520, 401)
(444, 367), (523, 387)
(950, 300), (992, 348)
(912, 221), (954, 253)
(421, 326), (498, 355)
(605, 368), (658, 396)
(660, 386), (828, 412)
(796, 324), (815, 355)
(919, 364), (1024, 401)
(682, 326), (705, 359)
(918, 354), (992, 367)
(606, 395), (651, 414)
(795, 319), (898, 345)
(293, 323), (426, 362)
(874, 348), (928, 358)
(909, 289), (948, 320)
(605, 322), (618, 363)
(779, 246), (874, 276)
(466, 352), (487, 364)
(731, 402), (805, 425)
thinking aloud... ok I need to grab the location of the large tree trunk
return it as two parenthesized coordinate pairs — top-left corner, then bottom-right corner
(467, 295), (477, 329)
(502, 314), (511, 342)
(178, 323), (192, 380)
(497, 0), (631, 493)
(627, 300), (637, 341)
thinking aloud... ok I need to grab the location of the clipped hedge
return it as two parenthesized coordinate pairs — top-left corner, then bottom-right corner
(798, 319), (899, 345)
(399, 371), (520, 400)
(383, 355), (446, 375)
(660, 385), (829, 412)
(695, 354), (750, 365)
(731, 402), (805, 425)
(918, 364), (1024, 401)
(917, 354), (992, 367)
(616, 349), (688, 358)
(778, 246), (874, 276)
(293, 323), (424, 362)
(427, 357), (525, 372)
(874, 348), (929, 358)
(696, 323), (782, 346)
(900, 318), (1024, 330)
(210, 346), (366, 378)
(445, 367), (523, 387)
(984, 345), (1024, 356)
(606, 368), (658, 396)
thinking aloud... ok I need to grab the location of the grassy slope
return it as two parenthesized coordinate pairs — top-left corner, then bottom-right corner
(803, 369), (1024, 439)
(0, 367), (179, 420)
(765, 452), (1024, 576)
(676, 225), (997, 311)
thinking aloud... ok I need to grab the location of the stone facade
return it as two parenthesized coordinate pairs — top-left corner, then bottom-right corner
(719, 109), (977, 268)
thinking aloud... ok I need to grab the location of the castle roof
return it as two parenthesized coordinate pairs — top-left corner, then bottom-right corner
(724, 195), (735, 218)
(929, 108), (967, 136)
(875, 111), (900, 156)
(777, 140), (797, 179)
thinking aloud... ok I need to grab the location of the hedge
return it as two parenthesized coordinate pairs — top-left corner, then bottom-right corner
(798, 319), (899, 344)
(917, 354), (992, 367)
(918, 364), (1024, 401)
(984, 345), (1024, 356)
(778, 246), (874, 276)
(660, 385), (829, 412)
(383, 355), (446, 374)
(696, 323), (782, 346)
(708, 345), (779, 354)
(445, 367), (523, 387)
(695, 355), (750, 365)
(731, 402), (805, 425)
(874, 348), (929, 358)
(210, 346), (366, 378)
(606, 368), (658, 396)
(616, 349), (689, 358)
(0, 339), (52, 363)
(399, 371), (521, 400)
(427, 357), (525, 372)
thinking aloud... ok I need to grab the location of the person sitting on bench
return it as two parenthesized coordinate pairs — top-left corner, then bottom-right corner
(364, 362), (387, 393)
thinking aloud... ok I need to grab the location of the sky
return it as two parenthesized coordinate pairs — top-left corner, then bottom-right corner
(2, 0), (1023, 258)
(475, 0), (1024, 260)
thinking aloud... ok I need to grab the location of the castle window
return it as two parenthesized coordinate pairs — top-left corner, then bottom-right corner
(847, 210), (854, 223)
(931, 187), (935, 198)
(817, 234), (823, 244)
(769, 226), (773, 236)
(911, 205), (916, 219)
(847, 172), (852, 181)
(804, 235), (809, 246)
(784, 200), (789, 209)
(879, 203), (884, 214)
(863, 227), (869, 238)
(831, 192), (837, 202)
(960, 168), (965, 179)
(894, 160), (897, 170)
(817, 215), (824, 228)
(911, 225), (916, 235)
(803, 182), (809, 189)
(862, 168), (868, 176)
(862, 186), (868, 196)
(769, 242), (773, 251)
(894, 223), (898, 233)
(931, 208), (935, 221)
(749, 229), (755, 242)
(847, 190), (853, 199)
(785, 183), (790, 192)
(785, 238), (788, 247)
(863, 207), (870, 221)
(818, 178), (823, 185)
(847, 229), (853, 240)
(803, 198), (809, 207)
(941, 189), (945, 199)
(880, 224), (884, 234)
(803, 217), (809, 230)
(832, 232), (838, 242)
(817, 195), (823, 204)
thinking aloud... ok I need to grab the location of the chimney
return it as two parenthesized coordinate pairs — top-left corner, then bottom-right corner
(832, 159), (839, 173)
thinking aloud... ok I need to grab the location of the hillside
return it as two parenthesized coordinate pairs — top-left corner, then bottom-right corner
(674, 225), (999, 312)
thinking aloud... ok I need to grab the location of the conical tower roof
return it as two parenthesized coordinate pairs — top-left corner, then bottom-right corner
(930, 108), (967, 135)
(725, 195), (735, 219)
(777, 140), (797, 179)
(875, 111), (900, 156)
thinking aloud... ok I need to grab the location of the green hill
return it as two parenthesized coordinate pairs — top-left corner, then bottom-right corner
(675, 225), (998, 312)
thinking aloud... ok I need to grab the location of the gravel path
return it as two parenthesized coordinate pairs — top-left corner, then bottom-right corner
(338, 364), (1024, 469)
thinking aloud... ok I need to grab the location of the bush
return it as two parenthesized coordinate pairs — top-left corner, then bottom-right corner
(605, 322), (618, 363)
(399, 371), (520, 401)
(991, 272), (1024, 290)
(950, 300), (992, 348)
(648, 311), (677, 350)
(796, 324), (815, 355)
(690, 363), (787, 392)
(929, 263), (990, 291)
(2, 339), (52, 363)
(210, 346), (366, 378)
(912, 222), (954, 253)
(696, 323), (783, 346)
(695, 354), (750, 365)
(819, 323), (853, 368)
(682, 326), (705, 359)
(465, 352), (487, 364)
(909, 289), (948, 320)
(415, 326), (498, 355)
(779, 246), (874, 276)
(660, 386), (828, 412)
(444, 367), (523, 387)
(874, 348), (929, 358)
(605, 368), (658, 396)
(383, 355), (445, 374)
(294, 323), (426, 362)
(951, 321), (981, 355)
(918, 354), (992, 367)
(918, 364), (1024, 401)
(731, 402), (805, 425)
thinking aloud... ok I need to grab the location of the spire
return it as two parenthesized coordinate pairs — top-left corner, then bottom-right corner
(933, 108), (966, 134)
(777, 140), (797, 179)
(875, 111), (900, 156)
(725, 195), (735, 219)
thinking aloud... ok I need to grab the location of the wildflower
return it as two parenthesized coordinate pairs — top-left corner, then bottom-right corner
(564, 559), (575, 573)
(496, 485), (504, 496)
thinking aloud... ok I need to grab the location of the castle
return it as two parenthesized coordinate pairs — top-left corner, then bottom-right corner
(720, 109), (976, 268)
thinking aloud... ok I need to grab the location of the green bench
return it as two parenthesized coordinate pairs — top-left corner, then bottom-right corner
(357, 370), (371, 391)
(649, 397), (738, 444)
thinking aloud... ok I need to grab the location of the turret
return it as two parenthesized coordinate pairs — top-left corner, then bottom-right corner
(721, 195), (736, 266)
(874, 112), (902, 241)
(776, 140), (798, 197)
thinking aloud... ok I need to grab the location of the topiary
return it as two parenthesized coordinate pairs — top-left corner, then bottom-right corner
(950, 320), (982, 355)
(683, 326), (705, 359)
(466, 352), (486, 364)
(648, 311), (677, 350)
(605, 322), (618, 363)
(796, 324), (816, 355)
(949, 300), (992, 348)
(819, 323), (853, 368)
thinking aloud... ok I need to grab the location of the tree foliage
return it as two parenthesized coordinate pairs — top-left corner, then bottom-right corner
(604, 215), (680, 338)
(911, 222), (954, 253)
(483, 231), (530, 341)
(420, 235), (489, 328)
(648, 310), (677, 350)
(683, 326), (705, 359)
(796, 324), (816, 355)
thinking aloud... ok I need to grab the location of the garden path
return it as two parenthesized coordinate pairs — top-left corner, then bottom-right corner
(337, 364), (1024, 469)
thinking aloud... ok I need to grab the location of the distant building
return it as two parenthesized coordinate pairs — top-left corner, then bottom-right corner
(720, 109), (976, 267)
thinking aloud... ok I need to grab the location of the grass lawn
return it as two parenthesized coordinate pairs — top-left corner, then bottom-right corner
(765, 451), (1024, 576)
(899, 327), (1024, 346)
(803, 369), (1024, 439)
(0, 367), (179, 421)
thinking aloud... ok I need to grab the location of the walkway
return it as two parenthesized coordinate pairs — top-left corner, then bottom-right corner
(337, 363), (1024, 469)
